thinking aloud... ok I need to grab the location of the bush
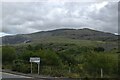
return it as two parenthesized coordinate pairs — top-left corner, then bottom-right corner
(12, 60), (30, 73)
(94, 47), (105, 52)
(65, 73), (80, 78)
(2, 46), (16, 64)
(40, 66), (66, 77)
(40, 66), (52, 75)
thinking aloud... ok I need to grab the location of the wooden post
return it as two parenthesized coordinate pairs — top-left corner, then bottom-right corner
(101, 68), (103, 78)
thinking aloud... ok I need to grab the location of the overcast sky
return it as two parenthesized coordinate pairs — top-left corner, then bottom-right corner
(0, 0), (119, 37)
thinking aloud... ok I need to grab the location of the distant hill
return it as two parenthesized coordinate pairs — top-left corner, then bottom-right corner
(1, 28), (119, 45)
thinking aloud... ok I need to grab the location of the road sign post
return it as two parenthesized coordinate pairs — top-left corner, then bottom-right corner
(31, 62), (32, 74)
(38, 62), (40, 74)
(30, 57), (40, 75)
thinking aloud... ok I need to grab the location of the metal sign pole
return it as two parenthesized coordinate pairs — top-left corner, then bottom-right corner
(31, 62), (32, 74)
(38, 63), (40, 75)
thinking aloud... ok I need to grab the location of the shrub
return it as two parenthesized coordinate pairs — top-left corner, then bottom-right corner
(94, 47), (105, 52)
(12, 60), (30, 73)
(2, 46), (16, 64)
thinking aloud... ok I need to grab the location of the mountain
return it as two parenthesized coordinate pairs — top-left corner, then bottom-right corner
(1, 28), (118, 45)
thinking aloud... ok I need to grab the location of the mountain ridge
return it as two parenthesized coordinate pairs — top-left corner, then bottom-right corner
(1, 28), (118, 45)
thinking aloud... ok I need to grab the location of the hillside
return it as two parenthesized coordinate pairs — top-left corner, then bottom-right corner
(2, 28), (119, 78)
(1, 28), (118, 45)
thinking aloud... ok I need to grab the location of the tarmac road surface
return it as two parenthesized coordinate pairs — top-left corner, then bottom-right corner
(2, 72), (32, 79)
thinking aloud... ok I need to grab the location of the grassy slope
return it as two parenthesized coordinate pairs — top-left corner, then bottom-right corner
(14, 36), (117, 51)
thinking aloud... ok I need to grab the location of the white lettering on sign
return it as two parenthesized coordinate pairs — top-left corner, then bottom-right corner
(30, 57), (40, 63)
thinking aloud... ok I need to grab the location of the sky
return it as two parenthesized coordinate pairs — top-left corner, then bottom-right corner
(0, 0), (119, 37)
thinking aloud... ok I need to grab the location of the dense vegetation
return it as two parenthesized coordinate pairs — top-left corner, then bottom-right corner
(2, 42), (119, 78)
(2, 28), (119, 78)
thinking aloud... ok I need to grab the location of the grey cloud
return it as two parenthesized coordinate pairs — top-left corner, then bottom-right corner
(85, 2), (118, 33)
(2, 2), (118, 34)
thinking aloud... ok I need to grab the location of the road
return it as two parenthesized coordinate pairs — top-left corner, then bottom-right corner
(2, 72), (32, 79)
(1, 72), (77, 80)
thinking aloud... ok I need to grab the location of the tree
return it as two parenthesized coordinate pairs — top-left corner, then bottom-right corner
(37, 49), (62, 66)
(26, 45), (33, 51)
(94, 47), (105, 52)
(19, 50), (34, 61)
(2, 46), (16, 64)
